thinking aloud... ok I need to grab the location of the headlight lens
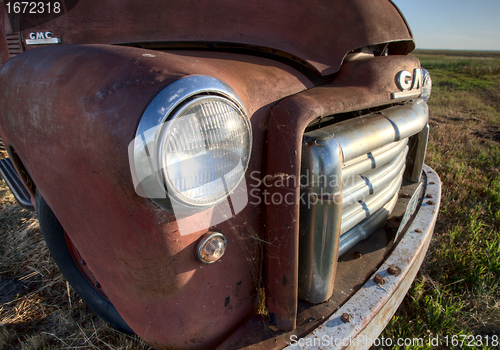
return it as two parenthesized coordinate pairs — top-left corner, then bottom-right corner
(421, 69), (432, 102)
(159, 95), (251, 206)
(131, 75), (252, 210)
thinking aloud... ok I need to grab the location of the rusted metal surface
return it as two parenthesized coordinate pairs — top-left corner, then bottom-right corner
(0, 4), (10, 65)
(0, 46), (427, 349)
(65, 231), (109, 299)
(0, 44), (311, 349)
(216, 180), (428, 349)
(265, 55), (421, 331)
(13, 0), (413, 76)
(284, 166), (441, 350)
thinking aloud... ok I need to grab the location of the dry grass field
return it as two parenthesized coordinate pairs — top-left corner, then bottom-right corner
(1, 50), (499, 349)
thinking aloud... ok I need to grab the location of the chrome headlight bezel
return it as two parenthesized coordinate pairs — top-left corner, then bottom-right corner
(421, 68), (432, 102)
(130, 75), (252, 210)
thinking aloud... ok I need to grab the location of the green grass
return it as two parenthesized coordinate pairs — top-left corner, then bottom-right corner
(417, 53), (500, 91)
(377, 51), (500, 349)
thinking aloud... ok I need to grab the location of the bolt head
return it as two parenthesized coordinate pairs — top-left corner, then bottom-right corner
(341, 313), (351, 323)
(388, 265), (401, 276)
(374, 274), (386, 285)
(352, 251), (362, 259)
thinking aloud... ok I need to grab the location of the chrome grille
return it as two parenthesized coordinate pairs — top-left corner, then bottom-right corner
(299, 99), (428, 303)
(338, 139), (407, 255)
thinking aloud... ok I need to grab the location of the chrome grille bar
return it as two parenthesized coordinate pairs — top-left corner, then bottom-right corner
(342, 141), (408, 209)
(339, 191), (398, 257)
(342, 138), (408, 181)
(308, 99), (428, 162)
(340, 165), (404, 235)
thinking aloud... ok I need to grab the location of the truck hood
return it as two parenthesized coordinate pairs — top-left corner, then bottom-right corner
(16, 0), (414, 76)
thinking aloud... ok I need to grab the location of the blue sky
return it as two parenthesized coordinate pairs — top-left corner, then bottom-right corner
(392, 0), (500, 51)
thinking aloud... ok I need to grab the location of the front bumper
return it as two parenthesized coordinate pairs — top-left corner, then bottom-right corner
(286, 164), (440, 349)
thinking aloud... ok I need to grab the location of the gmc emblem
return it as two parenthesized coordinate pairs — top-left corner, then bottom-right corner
(391, 68), (423, 99)
(25, 32), (61, 45)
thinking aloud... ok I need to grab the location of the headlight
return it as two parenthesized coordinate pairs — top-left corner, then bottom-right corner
(159, 95), (251, 206)
(421, 69), (432, 102)
(131, 75), (252, 209)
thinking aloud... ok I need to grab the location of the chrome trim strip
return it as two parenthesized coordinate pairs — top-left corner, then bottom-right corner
(410, 124), (429, 182)
(25, 38), (61, 45)
(391, 89), (422, 99)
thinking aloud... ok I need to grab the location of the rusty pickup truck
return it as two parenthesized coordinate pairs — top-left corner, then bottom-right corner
(0, 0), (440, 349)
